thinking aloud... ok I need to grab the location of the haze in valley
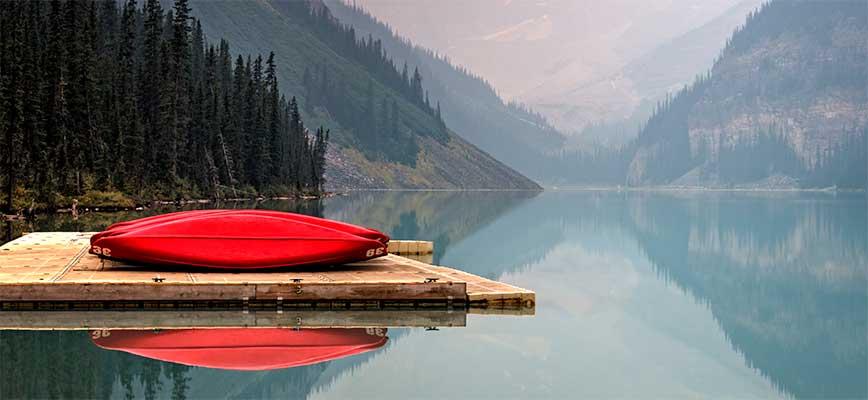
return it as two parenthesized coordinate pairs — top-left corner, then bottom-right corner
(352, 0), (763, 141)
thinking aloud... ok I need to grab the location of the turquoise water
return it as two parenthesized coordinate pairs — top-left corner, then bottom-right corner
(1, 191), (866, 399)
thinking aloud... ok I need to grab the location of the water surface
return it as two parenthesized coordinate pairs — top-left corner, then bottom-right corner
(1, 191), (865, 399)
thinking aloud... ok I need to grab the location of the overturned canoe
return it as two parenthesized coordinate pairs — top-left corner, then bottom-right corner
(92, 209), (389, 244)
(91, 328), (388, 371)
(89, 212), (389, 269)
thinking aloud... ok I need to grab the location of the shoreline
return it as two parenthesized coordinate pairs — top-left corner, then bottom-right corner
(5, 185), (864, 220)
(331, 186), (865, 193)
(3, 191), (338, 219)
(543, 186), (866, 193)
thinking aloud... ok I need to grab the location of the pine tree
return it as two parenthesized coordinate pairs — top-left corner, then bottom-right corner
(265, 52), (283, 183)
(119, 0), (143, 191)
(2, 3), (25, 212)
(190, 20), (205, 88)
(411, 67), (423, 104)
(141, 0), (163, 186)
(312, 127), (329, 191)
(401, 62), (409, 95)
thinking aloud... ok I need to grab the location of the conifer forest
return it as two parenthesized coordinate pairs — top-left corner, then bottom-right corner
(0, 0), (329, 212)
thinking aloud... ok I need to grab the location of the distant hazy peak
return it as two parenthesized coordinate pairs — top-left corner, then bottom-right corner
(351, 0), (745, 100)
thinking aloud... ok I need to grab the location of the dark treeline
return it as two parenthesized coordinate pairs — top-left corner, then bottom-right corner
(277, 0), (442, 119)
(272, 0), (447, 166)
(302, 65), (422, 165)
(329, 0), (502, 110)
(721, 1), (867, 99)
(0, 0), (328, 212)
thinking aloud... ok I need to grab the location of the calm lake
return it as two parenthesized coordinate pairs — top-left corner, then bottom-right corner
(1, 190), (866, 399)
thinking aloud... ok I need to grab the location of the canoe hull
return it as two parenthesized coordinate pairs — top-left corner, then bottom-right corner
(90, 213), (388, 269)
(92, 209), (389, 244)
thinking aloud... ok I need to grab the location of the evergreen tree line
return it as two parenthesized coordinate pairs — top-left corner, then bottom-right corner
(333, 0), (505, 110)
(721, 2), (867, 99)
(302, 64), (425, 165)
(0, 0), (328, 212)
(718, 124), (866, 189)
(274, 0), (444, 119)
(272, 0), (448, 166)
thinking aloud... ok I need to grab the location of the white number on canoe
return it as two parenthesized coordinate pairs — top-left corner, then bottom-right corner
(365, 327), (385, 337)
(91, 246), (111, 257)
(90, 330), (111, 339)
(365, 247), (386, 257)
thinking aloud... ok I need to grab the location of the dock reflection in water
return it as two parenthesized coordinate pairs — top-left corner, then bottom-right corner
(0, 315), (436, 400)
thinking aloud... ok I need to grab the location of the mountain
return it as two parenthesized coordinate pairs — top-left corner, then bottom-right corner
(573, 0), (867, 189)
(564, 0), (765, 148)
(351, 0), (746, 134)
(188, 0), (539, 190)
(322, 0), (565, 181)
(193, 0), (538, 189)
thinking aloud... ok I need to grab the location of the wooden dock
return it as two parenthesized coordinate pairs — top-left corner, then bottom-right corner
(0, 232), (533, 329)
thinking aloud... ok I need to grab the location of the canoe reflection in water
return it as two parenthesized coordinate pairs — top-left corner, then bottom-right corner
(90, 327), (388, 371)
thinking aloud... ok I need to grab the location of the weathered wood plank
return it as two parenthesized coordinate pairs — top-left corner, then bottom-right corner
(423, 264), (536, 313)
(0, 309), (466, 329)
(388, 240), (433, 255)
(0, 283), (256, 301)
(254, 282), (465, 301)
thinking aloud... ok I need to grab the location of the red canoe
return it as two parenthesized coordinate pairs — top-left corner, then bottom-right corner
(89, 213), (389, 269)
(91, 328), (388, 371)
(92, 209), (389, 244)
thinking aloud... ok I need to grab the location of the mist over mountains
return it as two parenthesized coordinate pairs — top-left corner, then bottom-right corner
(352, 0), (759, 137)
(352, 0), (866, 189)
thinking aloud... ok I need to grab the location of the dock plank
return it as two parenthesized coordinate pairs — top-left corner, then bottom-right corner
(0, 309), (466, 330)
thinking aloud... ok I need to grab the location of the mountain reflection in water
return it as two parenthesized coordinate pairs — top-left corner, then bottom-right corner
(0, 191), (865, 399)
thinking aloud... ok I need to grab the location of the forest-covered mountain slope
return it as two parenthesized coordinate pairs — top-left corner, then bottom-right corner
(573, 0), (867, 189)
(567, 0), (763, 149)
(323, 0), (566, 181)
(189, 0), (539, 190)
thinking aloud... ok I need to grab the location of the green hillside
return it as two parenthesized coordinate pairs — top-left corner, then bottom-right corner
(190, 0), (539, 190)
(323, 0), (566, 181)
